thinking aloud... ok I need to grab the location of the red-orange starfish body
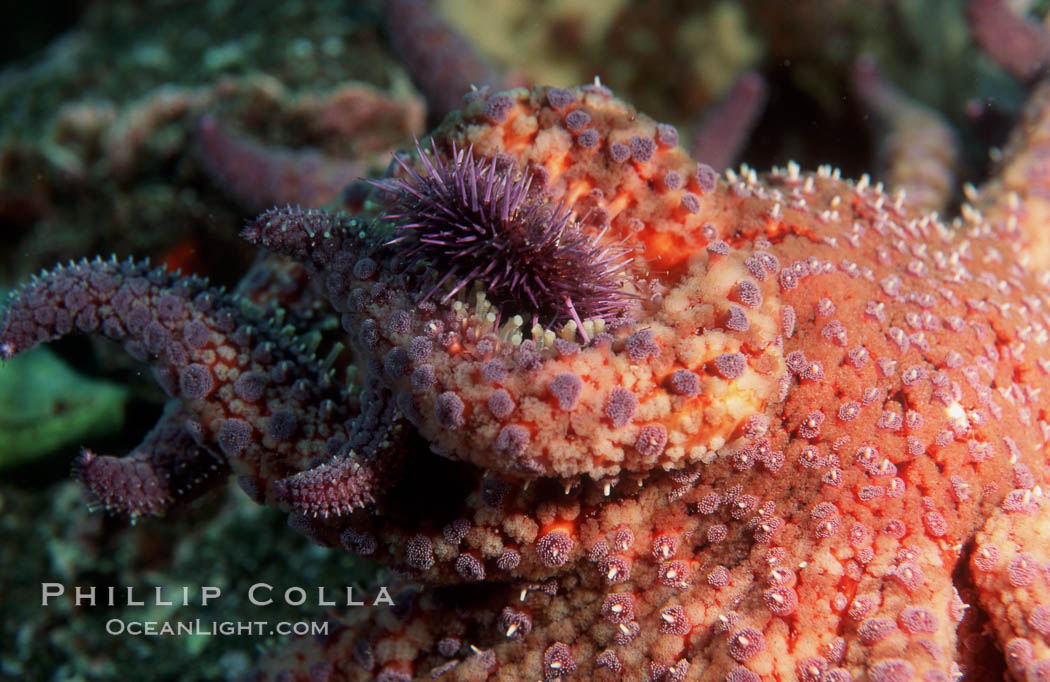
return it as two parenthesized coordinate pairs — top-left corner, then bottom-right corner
(4, 84), (1050, 680)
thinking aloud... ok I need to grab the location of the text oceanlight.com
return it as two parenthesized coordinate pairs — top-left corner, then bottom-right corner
(104, 619), (329, 637)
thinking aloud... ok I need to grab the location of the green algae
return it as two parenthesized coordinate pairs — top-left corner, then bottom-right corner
(0, 346), (127, 471)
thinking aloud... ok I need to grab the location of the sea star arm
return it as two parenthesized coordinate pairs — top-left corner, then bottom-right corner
(75, 400), (227, 517)
(974, 77), (1050, 270)
(967, 0), (1050, 80)
(275, 378), (409, 518)
(689, 70), (768, 172)
(240, 188), (789, 485)
(239, 205), (372, 273)
(851, 56), (959, 215)
(195, 114), (368, 212)
(383, 0), (503, 122)
(971, 494), (1050, 680)
(0, 256), (352, 509)
(315, 90), (797, 483)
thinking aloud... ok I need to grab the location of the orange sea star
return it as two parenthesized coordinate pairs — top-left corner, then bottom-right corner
(4, 82), (1050, 680)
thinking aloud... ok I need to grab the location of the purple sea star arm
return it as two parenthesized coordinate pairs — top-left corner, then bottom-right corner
(689, 70), (768, 171)
(196, 114), (368, 212)
(851, 56), (959, 214)
(241, 206), (371, 272)
(0, 256), (352, 509)
(275, 379), (409, 517)
(238, 212), (414, 518)
(76, 401), (227, 517)
(967, 0), (1050, 80)
(383, 0), (503, 121)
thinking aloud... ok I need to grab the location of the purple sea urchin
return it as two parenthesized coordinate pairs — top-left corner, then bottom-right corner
(374, 141), (631, 336)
